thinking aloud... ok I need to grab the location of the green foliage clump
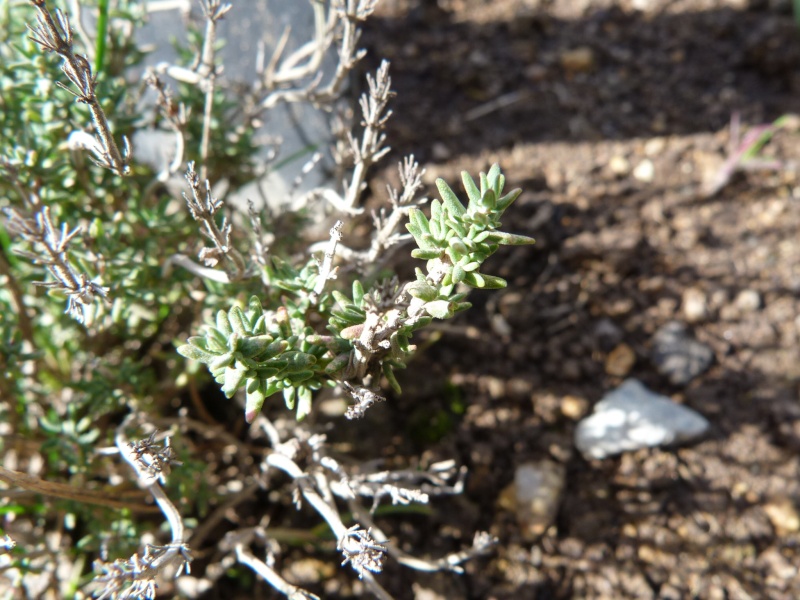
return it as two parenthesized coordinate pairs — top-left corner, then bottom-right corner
(178, 165), (533, 422)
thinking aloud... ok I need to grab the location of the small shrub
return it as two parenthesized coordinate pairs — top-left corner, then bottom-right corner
(0, 1), (533, 598)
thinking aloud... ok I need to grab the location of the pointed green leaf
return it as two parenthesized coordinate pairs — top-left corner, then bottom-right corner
(481, 189), (497, 210)
(479, 172), (489, 196)
(209, 352), (234, 372)
(238, 334), (275, 358)
(406, 280), (438, 302)
(228, 306), (248, 335)
(425, 300), (453, 319)
(216, 310), (232, 336)
(177, 343), (215, 362)
(265, 339), (289, 358)
(452, 264), (466, 283)
(430, 215), (442, 240)
(496, 188), (522, 212)
(430, 198), (442, 222)
(461, 170), (481, 205)
(408, 207), (430, 234)
(485, 231), (536, 246)
(252, 315), (267, 335)
(222, 367), (246, 398)
(352, 279), (365, 307)
(409, 316), (433, 331)
(464, 272), (507, 289)
(283, 385), (296, 410)
(296, 386), (313, 420)
(447, 217), (468, 240)
(245, 381), (267, 423)
(332, 290), (350, 308)
(448, 237), (468, 258)
(411, 248), (442, 260)
(247, 296), (263, 327)
(453, 301), (472, 313)
(206, 327), (229, 352)
(383, 362), (402, 394)
(436, 178), (466, 218)
(471, 230), (491, 243)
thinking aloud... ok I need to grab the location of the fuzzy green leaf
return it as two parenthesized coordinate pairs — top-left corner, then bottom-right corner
(406, 280), (438, 302)
(464, 272), (507, 289)
(408, 207), (431, 235)
(411, 248), (442, 260)
(436, 178), (466, 219)
(247, 296), (263, 325)
(480, 189), (497, 210)
(352, 279), (365, 307)
(205, 327), (228, 351)
(222, 367), (246, 398)
(496, 187), (522, 212)
(296, 386), (313, 420)
(461, 170), (481, 206)
(245, 382), (267, 423)
(452, 264), (466, 284)
(209, 352), (235, 372)
(177, 343), (214, 362)
(383, 362), (402, 394)
(238, 335), (275, 358)
(283, 386), (296, 410)
(332, 290), (351, 308)
(485, 231), (536, 246)
(228, 306), (248, 335)
(425, 300), (453, 319)
(216, 310), (232, 336)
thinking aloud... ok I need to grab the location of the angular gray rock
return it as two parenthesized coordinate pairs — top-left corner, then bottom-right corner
(574, 379), (709, 459)
(650, 321), (714, 385)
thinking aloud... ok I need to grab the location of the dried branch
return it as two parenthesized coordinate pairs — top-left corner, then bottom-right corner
(254, 0), (378, 112)
(341, 60), (393, 210)
(196, 0), (232, 181)
(236, 543), (321, 600)
(143, 70), (188, 180)
(310, 220), (343, 303)
(182, 161), (246, 279)
(264, 448), (392, 599)
(4, 203), (108, 325)
(90, 418), (192, 599)
(27, 0), (130, 175)
(312, 156), (426, 269)
(0, 465), (158, 514)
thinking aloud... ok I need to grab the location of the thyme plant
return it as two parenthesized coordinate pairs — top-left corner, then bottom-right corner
(0, 0), (534, 598)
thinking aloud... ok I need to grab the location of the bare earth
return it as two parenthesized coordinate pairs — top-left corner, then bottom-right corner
(346, 0), (800, 598)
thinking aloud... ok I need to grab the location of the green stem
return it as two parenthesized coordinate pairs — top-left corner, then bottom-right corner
(94, 0), (109, 75)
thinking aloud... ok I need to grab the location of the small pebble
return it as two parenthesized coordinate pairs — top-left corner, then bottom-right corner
(431, 142), (451, 161)
(560, 46), (595, 73)
(561, 395), (588, 420)
(651, 321), (714, 385)
(594, 318), (624, 352)
(763, 497), (800, 536)
(644, 137), (666, 156)
(633, 159), (655, 182)
(605, 343), (636, 377)
(682, 287), (708, 323)
(734, 289), (762, 313)
(609, 155), (630, 176)
(500, 461), (566, 541)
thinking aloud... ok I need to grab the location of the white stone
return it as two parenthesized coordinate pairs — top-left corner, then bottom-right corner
(633, 159), (655, 182)
(574, 379), (709, 459)
(734, 289), (762, 313)
(681, 287), (708, 322)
